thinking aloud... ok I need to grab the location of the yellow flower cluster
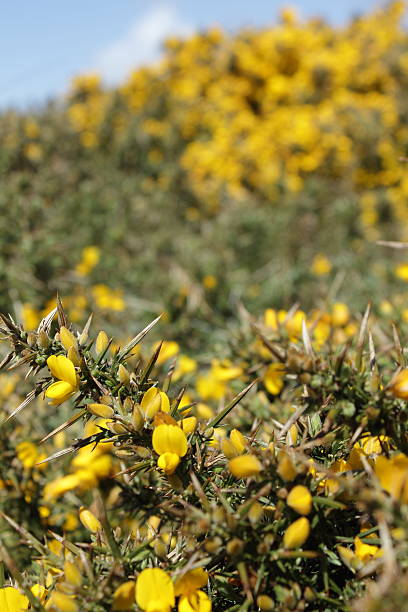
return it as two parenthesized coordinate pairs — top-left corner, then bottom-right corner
(65, 2), (408, 233)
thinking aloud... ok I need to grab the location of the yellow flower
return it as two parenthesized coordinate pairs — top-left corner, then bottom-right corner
(179, 590), (212, 612)
(158, 452), (181, 475)
(141, 387), (171, 419)
(286, 485), (312, 515)
(79, 506), (102, 533)
(154, 340), (180, 365)
(153, 424), (188, 474)
(16, 441), (44, 469)
(390, 369), (408, 399)
(354, 535), (383, 563)
(31, 584), (47, 603)
(210, 360), (243, 382)
(112, 581), (136, 611)
(228, 455), (262, 478)
(277, 452), (297, 482)
(45, 355), (79, 405)
(0, 587), (29, 611)
(21, 303), (40, 330)
(64, 561), (82, 587)
(180, 416), (197, 435)
(153, 424), (188, 457)
(264, 363), (286, 395)
(173, 355), (197, 381)
(75, 246), (100, 276)
(311, 254), (332, 276)
(348, 434), (390, 469)
(395, 263), (408, 281)
(202, 274), (217, 290)
(374, 453), (408, 502)
(136, 568), (175, 612)
(331, 302), (350, 327)
(221, 429), (247, 458)
(175, 569), (208, 597)
(45, 590), (78, 612)
(196, 374), (226, 401)
(283, 517), (310, 549)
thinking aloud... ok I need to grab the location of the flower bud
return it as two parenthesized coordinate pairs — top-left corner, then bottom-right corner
(79, 506), (101, 533)
(108, 421), (127, 434)
(304, 586), (316, 602)
(60, 327), (77, 351)
(248, 501), (264, 524)
(87, 403), (114, 419)
(257, 595), (275, 610)
(132, 405), (144, 431)
(27, 332), (37, 347)
(154, 538), (168, 558)
(118, 364), (130, 386)
(95, 331), (109, 356)
(204, 537), (222, 553)
(37, 330), (50, 349)
(226, 538), (244, 556)
(67, 346), (81, 367)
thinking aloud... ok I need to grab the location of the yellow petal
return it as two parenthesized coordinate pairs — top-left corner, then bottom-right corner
(31, 584), (47, 603)
(47, 355), (77, 387)
(175, 569), (209, 596)
(277, 452), (297, 482)
(159, 391), (171, 413)
(64, 561), (82, 587)
(79, 507), (102, 533)
(87, 403), (115, 419)
(136, 568), (175, 612)
(287, 485), (312, 515)
(141, 387), (162, 418)
(228, 455), (262, 478)
(178, 590), (212, 612)
(95, 330), (109, 355)
(45, 380), (75, 400)
(152, 424), (188, 457)
(283, 517), (310, 549)
(180, 416), (197, 435)
(59, 326), (77, 351)
(154, 340), (179, 365)
(264, 363), (285, 395)
(157, 452), (180, 475)
(230, 429), (247, 453)
(222, 438), (241, 459)
(390, 369), (408, 399)
(112, 581), (136, 611)
(46, 591), (78, 612)
(0, 587), (29, 611)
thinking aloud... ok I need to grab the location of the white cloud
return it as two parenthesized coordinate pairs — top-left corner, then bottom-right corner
(94, 4), (193, 84)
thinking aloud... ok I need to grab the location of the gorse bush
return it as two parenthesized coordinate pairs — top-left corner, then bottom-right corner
(1, 3), (408, 331)
(3, 4), (408, 608)
(2, 299), (408, 610)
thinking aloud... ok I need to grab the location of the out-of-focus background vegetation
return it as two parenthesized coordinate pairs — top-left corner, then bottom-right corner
(1, 1), (408, 349)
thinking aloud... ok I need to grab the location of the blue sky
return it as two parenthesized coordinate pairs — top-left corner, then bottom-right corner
(0, 0), (381, 108)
